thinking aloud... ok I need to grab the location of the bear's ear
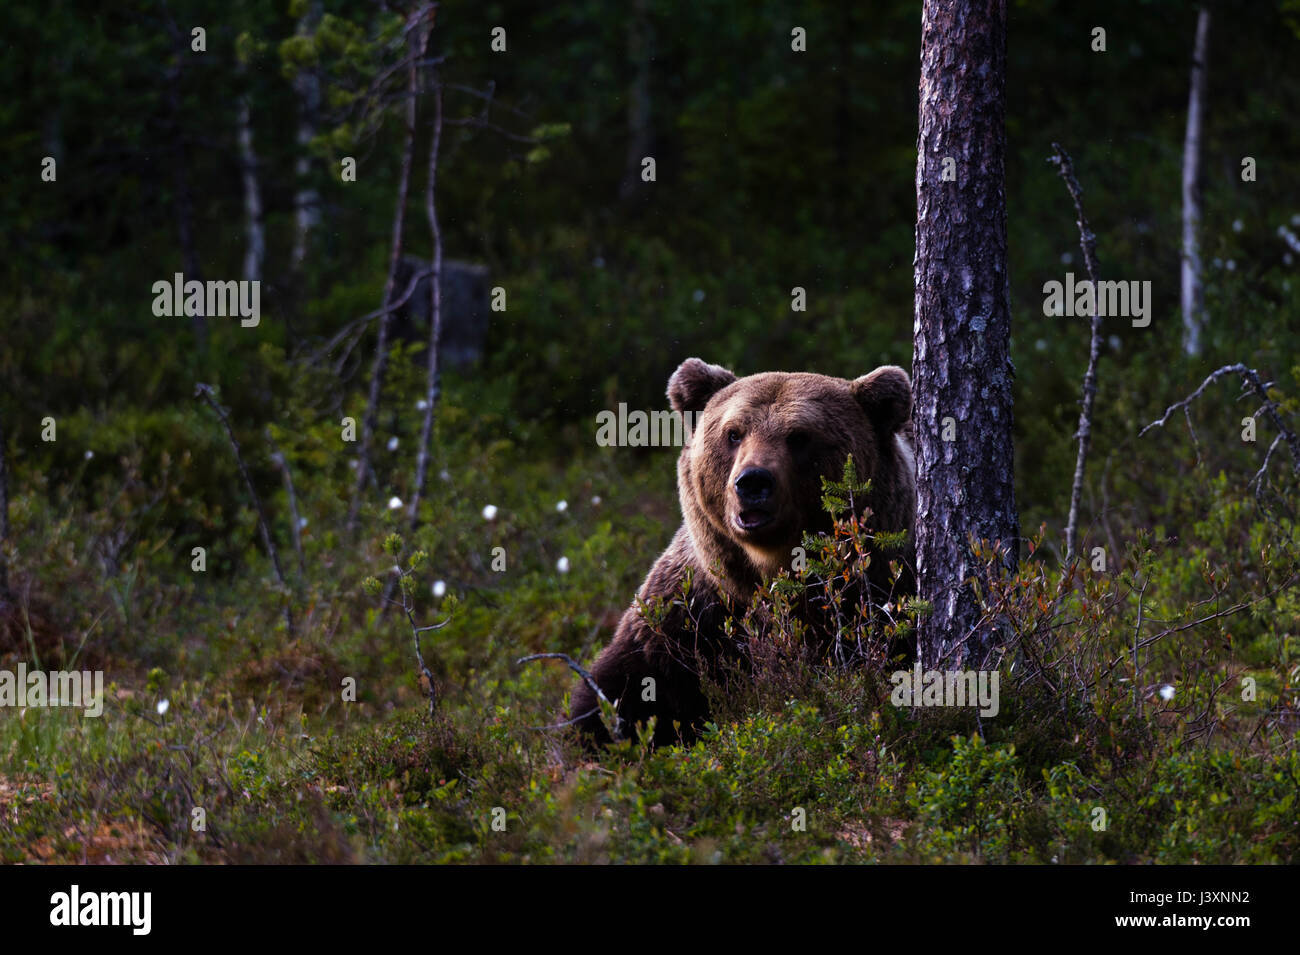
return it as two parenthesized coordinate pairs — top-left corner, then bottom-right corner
(668, 358), (737, 414)
(851, 365), (912, 435)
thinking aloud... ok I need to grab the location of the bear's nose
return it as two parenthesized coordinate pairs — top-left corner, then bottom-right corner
(734, 467), (774, 505)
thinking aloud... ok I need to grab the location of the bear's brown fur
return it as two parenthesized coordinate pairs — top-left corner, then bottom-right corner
(570, 358), (917, 747)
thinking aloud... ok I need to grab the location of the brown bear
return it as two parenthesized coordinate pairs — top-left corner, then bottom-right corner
(570, 358), (916, 747)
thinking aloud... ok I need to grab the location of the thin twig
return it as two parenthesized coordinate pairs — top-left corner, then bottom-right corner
(267, 436), (307, 583)
(195, 384), (293, 633)
(1047, 143), (1104, 564)
(516, 652), (624, 738)
(1132, 578), (1147, 716)
(391, 571), (448, 720)
(1141, 362), (1300, 475)
(1250, 434), (1284, 494)
(1092, 596), (1259, 687)
(516, 653), (612, 706)
(527, 708), (600, 732)
(309, 264), (435, 369)
(443, 116), (539, 143)
(347, 6), (433, 533)
(409, 68), (444, 531)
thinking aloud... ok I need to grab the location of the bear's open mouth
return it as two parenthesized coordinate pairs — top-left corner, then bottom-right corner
(735, 508), (774, 531)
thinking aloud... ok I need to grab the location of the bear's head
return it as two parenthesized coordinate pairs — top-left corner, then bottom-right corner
(667, 358), (915, 597)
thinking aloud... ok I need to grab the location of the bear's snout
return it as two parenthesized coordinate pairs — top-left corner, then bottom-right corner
(731, 465), (782, 534)
(734, 467), (774, 505)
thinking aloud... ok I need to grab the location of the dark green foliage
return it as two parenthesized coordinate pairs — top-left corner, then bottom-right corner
(1, 0), (1298, 863)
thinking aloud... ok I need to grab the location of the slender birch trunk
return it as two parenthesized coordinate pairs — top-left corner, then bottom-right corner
(409, 73), (444, 530)
(291, 1), (324, 271)
(347, 15), (430, 532)
(1181, 7), (1211, 356)
(236, 63), (265, 283)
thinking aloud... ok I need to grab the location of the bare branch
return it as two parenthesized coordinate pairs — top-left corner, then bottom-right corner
(408, 68), (445, 531)
(443, 116), (539, 144)
(527, 708), (600, 732)
(267, 438), (307, 583)
(1140, 363), (1300, 476)
(1132, 578), (1147, 716)
(516, 653), (611, 705)
(516, 652), (625, 739)
(195, 384), (293, 633)
(308, 264), (435, 368)
(1047, 143), (1104, 564)
(391, 567), (443, 720)
(347, 10), (433, 533)
(1250, 434), (1284, 493)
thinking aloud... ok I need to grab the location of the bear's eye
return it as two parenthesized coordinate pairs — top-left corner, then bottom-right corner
(787, 431), (811, 453)
(726, 429), (742, 446)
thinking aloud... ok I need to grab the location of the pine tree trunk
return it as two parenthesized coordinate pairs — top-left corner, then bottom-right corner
(1181, 7), (1211, 356)
(913, 0), (1018, 668)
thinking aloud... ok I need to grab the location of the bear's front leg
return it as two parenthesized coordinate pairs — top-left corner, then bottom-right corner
(569, 608), (713, 749)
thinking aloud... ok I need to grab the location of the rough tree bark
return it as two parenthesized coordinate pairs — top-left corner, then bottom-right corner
(1181, 6), (1211, 356)
(347, 11), (431, 532)
(913, 0), (1019, 668)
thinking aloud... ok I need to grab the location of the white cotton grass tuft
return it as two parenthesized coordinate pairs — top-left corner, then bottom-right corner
(591, 495), (602, 506)
(556, 556), (570, 574)
(482, 504), (499, 521)
(556, 500), (568, 512)
(157, 699), (170, 716)
(1159, 684), (1176, 702)
(432, 580), (447, 598)
(387, 437), (399, 451)
(388, 496), (403, 510)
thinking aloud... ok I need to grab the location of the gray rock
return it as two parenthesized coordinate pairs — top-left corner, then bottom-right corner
(392, 255), (490, 368)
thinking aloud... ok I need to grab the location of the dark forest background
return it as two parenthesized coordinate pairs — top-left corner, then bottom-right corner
(0, 0), (1297, 863)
